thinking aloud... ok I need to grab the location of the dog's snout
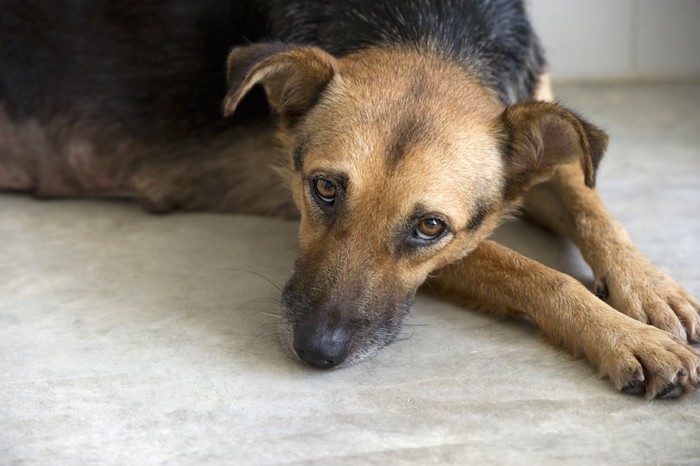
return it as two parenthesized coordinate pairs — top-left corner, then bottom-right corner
(293, 323), (351, 369)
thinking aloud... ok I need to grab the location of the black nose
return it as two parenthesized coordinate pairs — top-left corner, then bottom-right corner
(293, 323), (351, 369)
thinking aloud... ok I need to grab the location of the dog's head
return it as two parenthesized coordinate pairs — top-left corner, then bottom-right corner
(224, 44), (607, 368)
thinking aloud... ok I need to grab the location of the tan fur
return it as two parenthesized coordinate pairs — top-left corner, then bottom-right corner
(427, 240), (699, 398)
(131, 123), (297, 216)
(528, 75), (699, 343)
(224, 46), (700, 396)
(534, 72), (554, 102)
(0, 104), (297, 216)
(429, 74), (700, 399)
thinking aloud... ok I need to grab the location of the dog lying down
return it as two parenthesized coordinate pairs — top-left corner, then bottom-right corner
(1, 0), (698, 399)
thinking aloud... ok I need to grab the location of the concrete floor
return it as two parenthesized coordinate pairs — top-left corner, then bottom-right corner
(2, 82), (699, 465)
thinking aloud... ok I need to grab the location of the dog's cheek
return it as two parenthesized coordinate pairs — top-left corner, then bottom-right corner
(289, 177), (306, 212)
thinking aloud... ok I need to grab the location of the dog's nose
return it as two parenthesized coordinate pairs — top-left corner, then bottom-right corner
(293, 323), (351, 369)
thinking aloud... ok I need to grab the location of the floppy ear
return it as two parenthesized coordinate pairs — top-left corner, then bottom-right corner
(223, 43), (339, 124)
(499, 101), (608, 198)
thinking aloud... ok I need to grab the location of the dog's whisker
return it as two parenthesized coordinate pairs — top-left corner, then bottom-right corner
(394, 327), (415, 342)
(255, 311), (285, 320)
(220, 268), (284, 293)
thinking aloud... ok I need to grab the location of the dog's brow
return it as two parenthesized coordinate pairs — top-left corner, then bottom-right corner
(466, 201), (490, 231)
(293, 139), (309, 171)
(408, 203), (448, 225)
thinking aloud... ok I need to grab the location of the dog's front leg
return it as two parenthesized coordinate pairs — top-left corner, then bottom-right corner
(427, 240), (699, 398)
(525, 76), (700, 343)
(524, 163), (700, 343)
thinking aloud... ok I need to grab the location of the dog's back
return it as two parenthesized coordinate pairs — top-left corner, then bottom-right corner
(0, 1), (270, 135)
(0, 0), (542, 207)
(0, 0), (272, 202)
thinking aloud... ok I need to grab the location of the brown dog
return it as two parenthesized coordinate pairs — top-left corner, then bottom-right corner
(221, 45), (699, 398)
(1, 1), (698, 398)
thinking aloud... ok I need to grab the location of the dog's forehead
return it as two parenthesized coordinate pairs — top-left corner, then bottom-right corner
(300, 50), (503, 161)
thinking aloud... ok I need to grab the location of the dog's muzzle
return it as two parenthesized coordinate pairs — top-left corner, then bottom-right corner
(280, 257), (414, 369)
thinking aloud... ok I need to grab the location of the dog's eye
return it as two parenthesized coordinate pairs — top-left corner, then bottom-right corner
(414, 218), (446, 241)
(312, 177), (336, 204)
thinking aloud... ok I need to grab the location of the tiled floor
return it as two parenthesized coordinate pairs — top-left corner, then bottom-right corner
(2, 82), (699, 465)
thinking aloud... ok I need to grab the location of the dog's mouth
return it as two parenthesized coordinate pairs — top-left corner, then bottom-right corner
(278, 284), (413, 369)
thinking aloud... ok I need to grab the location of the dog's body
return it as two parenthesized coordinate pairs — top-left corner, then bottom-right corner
(1, 0), (698, 398)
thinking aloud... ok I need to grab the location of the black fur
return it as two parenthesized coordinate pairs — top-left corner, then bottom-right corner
(466, 202), (490, 231)
(1, 0), (544, 135)
(267, 0), (545, 104)
(0, 0), (270, 138)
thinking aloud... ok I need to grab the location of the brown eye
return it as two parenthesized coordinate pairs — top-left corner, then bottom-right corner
(415, 218), (446, 241)
(313, 178), (336, 204)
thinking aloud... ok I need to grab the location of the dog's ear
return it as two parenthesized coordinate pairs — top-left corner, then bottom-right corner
(499, 101), (608, 197)
(223, 43), (339, 124)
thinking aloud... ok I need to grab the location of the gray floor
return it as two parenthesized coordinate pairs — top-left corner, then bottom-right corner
(2, 82), (700, 465)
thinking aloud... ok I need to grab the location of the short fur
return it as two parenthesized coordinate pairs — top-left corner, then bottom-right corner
(1, 0), (698, 398)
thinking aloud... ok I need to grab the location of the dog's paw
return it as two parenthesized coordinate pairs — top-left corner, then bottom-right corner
(595, 252), (700, 343)
(595, 319), (700, 399)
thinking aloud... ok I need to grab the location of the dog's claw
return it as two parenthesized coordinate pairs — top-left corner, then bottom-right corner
(622, 378), (686, 399)
(621, 379), (645, 395)
(658, 382), (683, 399)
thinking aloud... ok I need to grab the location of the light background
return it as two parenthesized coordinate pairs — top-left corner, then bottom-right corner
(528, 0), (700, 79)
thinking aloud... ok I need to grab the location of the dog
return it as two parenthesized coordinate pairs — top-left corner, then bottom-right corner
(1, 0), (698, 399)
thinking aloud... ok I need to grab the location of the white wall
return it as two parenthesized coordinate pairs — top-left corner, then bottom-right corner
(527, 0), (700, 79)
